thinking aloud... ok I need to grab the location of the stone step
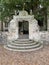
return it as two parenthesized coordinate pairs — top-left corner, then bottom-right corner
(8, 41), (37, 46)
(16, 39), (31, 41)
(7, 42), (40, 48)
(11, 41), (34, 44)
(12, 39), (33, 44)
(4, 44), (43, 52)
(4, 39), (43, 52)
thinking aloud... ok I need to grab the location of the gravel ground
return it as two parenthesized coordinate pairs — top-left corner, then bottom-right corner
(0, 44), (49, 65)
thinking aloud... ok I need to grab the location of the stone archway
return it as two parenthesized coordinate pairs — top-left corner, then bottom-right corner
(8, 15), (40, 40)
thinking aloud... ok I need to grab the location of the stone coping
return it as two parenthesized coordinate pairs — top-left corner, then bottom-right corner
(13, 15), (34, 19)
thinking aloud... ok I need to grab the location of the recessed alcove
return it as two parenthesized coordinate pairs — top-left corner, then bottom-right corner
(18, 21), (29, 39)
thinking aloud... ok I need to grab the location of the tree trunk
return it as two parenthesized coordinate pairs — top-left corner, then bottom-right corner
(1, 21), (3, 31)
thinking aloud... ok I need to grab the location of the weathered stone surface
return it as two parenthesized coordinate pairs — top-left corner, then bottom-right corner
(8, 14), (40, 41)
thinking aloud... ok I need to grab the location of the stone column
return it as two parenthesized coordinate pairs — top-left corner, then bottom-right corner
(15, 19), (19, 39)
(29, 20), (33, 39)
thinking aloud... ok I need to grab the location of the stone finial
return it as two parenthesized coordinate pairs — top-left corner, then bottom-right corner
(23, 3), (25, 10)
(30, 9), (32, 15)
(14, 10), (17, 15)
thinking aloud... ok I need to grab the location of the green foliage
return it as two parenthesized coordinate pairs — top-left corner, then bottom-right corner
(0, 0), (49, 22)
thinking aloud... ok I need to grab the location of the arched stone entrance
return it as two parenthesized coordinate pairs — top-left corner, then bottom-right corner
(8, 15), (40, 40)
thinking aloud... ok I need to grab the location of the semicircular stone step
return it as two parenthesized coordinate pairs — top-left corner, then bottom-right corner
(15, 39), (31, 41)
(4, 44), (43, 52)
(4, 39), (43, 52)
(7, 42), (40, 48)
(8, 41), (37, 46)
(12, 40), (34, 44)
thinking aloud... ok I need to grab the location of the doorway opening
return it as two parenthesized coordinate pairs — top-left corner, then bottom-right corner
(18, 21), (29, 39)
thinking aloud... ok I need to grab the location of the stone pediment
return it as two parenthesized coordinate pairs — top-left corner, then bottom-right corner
(13, 10), (34, 20)
(19, 10), (28, 16)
